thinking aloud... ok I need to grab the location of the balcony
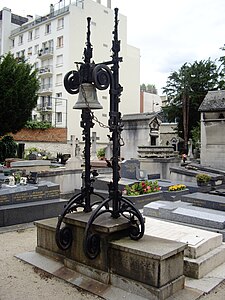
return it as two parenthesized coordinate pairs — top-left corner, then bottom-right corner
(37, 104), (53, 112)
(38, 47), (54, 59)
(38, 65), (53, 77)
(39, 84), (53, 95)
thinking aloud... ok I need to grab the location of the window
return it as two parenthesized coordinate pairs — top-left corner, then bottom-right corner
(56, 54), (63, 66)
(18, 35), (23, 45)
(47, 96), (52, 107)
(56, 92), (62, 98)
(21, 50), (25, 57)
(28, 30), (33, 41)
(28, 47), (32, 56)
(45, 23), (51, 35)
(57, 36), (63, 48)
(56, 112), (62, 123)
(34, 27), (40, 39)
(11, 39), (15, 48)
(34, 44), (39, 54)
(56, 73), (62, 86)
(57, 17), (64, 30)
(28, 48), (32, 55)
(33, 115), (37, 121)
(46, 114), (52, 122)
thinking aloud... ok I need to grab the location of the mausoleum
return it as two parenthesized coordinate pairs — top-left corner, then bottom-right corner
(199, 90), (225, 169)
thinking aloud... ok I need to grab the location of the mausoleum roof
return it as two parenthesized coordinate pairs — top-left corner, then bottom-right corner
(122, 112), (160, 121)
(199, 90), (225, 112)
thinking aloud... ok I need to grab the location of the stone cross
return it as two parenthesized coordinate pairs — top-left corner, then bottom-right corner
(71, 135), (80, 157)
(188, 138), (193, 159)
(91, 131), (99, 159)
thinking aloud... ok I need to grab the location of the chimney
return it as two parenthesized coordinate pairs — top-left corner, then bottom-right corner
(26, 15), (33, 21)
(50, 4), (54, 14)
(107, 0), (111, 8)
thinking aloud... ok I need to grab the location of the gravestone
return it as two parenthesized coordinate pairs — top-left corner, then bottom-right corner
(120, 159), (140, 179)
(66, 136), (82, 169)
(28, 152), (37, 160)
(91, 131), (99, 160)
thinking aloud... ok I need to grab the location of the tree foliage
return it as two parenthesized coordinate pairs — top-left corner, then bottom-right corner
(140, 83), (158, 94)
(162, 59), (224, 151)
(0, 53), (40, 137)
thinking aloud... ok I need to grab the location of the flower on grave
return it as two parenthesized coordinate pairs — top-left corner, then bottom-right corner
(168, 184), (186, 192)
(123, 180), (161, 196)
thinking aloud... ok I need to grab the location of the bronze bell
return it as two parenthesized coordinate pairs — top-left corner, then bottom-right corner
(73, 83), (103, 110)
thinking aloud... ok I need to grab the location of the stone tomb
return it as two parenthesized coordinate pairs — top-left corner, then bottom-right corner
(0, 181), (67, 226)
(181, 192), (225, 211)
(29, 214), (186, 300)
(143, 217), (225, 280)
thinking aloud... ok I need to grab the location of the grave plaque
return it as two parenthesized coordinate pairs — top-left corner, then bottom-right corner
(121, 159), (140, 180)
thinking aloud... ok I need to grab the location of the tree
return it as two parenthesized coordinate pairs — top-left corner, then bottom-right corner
(140, 83), (157, 94)
(0, 53), (40, 137)
(162, 59), (224, 152)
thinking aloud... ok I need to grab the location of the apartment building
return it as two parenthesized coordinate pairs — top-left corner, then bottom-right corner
(0, 0), (140, 144)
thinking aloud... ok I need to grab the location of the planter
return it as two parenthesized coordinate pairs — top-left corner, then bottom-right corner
(197, 181), (209, 187)
(163, 189), (189, 202)
(124, 191), (163, 209)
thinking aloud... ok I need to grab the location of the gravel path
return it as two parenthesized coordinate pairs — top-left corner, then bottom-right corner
(0, 225), (101, 300)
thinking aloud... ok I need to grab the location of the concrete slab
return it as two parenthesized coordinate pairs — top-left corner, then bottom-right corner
(144, 217), (222, 258)
(171, 207), (225, 229)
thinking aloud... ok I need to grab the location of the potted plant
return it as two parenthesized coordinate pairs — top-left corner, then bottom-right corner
(196, 173), (211, 186)
(97, 148), (106, 160)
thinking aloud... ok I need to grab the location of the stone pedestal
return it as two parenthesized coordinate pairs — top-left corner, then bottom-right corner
(35, 214), (186, 299)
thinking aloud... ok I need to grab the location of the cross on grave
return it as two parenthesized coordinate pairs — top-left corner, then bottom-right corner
(91, 131), (100, 159)
(71, 135), (81, 157)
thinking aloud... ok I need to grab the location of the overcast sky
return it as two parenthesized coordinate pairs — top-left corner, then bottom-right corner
(1, 0), (225, 94)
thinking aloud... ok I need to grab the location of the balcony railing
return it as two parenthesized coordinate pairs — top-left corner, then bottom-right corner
(37, 104), (53, 111)
(38, 65), (53, 76)
(38, 47), (54, 59)
(39, 84), (53, 94)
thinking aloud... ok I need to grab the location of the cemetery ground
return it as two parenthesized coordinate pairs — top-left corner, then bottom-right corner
(0, 223), (225, 300)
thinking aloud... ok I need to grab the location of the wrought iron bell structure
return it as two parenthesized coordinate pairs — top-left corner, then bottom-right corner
(55, 8), (145, 259)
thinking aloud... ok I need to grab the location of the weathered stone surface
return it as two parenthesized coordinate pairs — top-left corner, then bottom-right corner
(109, 236), (185, 288)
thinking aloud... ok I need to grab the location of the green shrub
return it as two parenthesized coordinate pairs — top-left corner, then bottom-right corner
(25, 120), (52, 130)
(196, 173), (211, 183)
(0, 135), (17, 162)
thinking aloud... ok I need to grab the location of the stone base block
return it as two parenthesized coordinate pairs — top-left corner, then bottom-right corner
(34, 216), (186, 299)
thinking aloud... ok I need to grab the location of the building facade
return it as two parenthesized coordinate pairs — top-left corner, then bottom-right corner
(1, 0), (140, 146)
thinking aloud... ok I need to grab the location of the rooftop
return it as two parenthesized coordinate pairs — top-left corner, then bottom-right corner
(199, 90), (225, 112)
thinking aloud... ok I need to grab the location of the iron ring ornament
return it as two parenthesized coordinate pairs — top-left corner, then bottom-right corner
(64, 70), (80, 94)
(83, 196), (145, 259)
(55, 8), (145, 259)
(92, 64), (112, 90)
